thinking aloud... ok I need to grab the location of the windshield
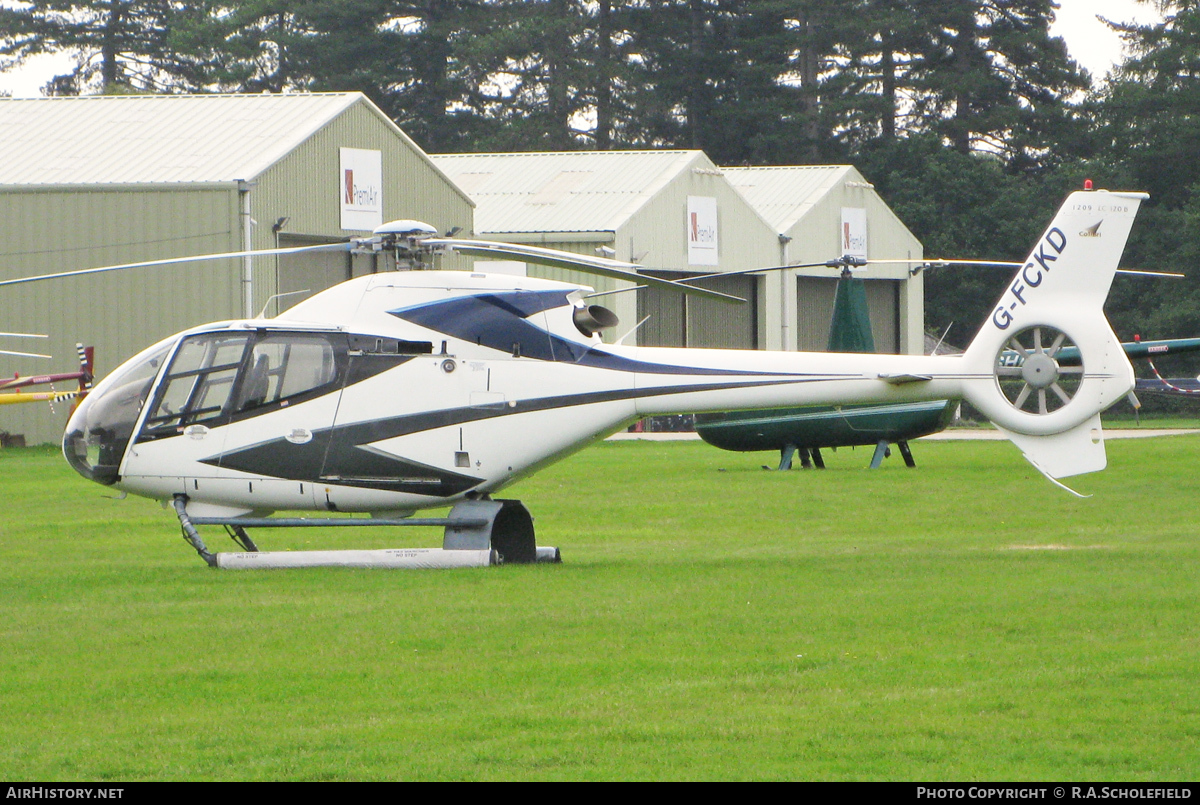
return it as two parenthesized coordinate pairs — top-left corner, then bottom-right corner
(63, 337), (175, 485)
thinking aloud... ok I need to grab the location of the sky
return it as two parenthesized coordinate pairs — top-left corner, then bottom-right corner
(0, 0), (1169, 98)
(1050, 0), (1164, 79)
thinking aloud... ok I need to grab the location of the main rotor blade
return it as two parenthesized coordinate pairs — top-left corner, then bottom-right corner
(879, 257), (1184, 278)
(1115, 269), (1186, 278)
(908, 259), (1021, 268)
(678, 260), (844, 283)
(424, 238), (746, 304)
(0, 349), (51, 359)
(0, 242), (354, 288)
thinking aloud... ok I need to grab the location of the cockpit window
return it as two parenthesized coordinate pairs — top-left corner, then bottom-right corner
(233, 335), (337, 412)
(135, 331), (344, 439)
(61, 339), (174, 484)
(142, 334), (250, 433)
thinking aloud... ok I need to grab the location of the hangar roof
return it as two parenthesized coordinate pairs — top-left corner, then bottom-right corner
(430, 150), (710, 235)
(721, 165), (854, 234)
(0, 92), (413, 185)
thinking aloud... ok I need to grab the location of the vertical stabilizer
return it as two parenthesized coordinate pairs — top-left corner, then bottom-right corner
(960, 189), (1147, 477)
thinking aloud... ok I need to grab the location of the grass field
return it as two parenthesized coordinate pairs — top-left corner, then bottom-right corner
(2, 435), (1198, 781)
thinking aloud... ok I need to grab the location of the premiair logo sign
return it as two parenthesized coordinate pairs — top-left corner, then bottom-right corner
(340, 148), (383, 231)
(345, 171), (378, 207)
(687, 196), (719, 266)
(841, 207), (868, 260)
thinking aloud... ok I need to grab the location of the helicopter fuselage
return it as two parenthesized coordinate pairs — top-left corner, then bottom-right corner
(64, 270), (971, 517)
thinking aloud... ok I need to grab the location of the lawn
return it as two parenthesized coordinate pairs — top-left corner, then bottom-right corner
(1, 435), (1198, 780)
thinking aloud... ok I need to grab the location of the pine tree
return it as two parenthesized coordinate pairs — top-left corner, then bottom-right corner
(343, 0), (489, 152)
(1092, 2), (1200, 368)
(908, 0), (1090, 170)
(1100, 0), (1200, 206)
(0, 0), (222, 94)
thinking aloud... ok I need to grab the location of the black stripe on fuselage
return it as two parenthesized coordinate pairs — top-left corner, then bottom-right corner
(201, 375), (833, 492)
(212, 427), (483, 496)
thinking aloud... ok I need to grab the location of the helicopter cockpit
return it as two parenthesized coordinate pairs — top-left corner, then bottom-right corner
(136, 331), (340, 438)
(63, 325), (433, 486)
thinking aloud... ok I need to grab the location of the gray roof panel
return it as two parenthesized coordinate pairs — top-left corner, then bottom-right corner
(431, 151), (705, 234)
(722, 165), (853, 233)
(0, 93), (364, 184)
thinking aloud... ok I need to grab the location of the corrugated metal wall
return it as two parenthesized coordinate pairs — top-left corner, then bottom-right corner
(252, 101), (476, 308)
(796, 276), (839, 352)
(255, 103), (473, 248)
(511, 157), (777, 348)
(638, 272), (759, 348)
(863, 279), (900, 354)
(784, 169), (922, 355)
(0, 184), (241, 444)
(275, 234), (354, 315)
(624, 162), (774, 349)
(621, 161), (779, 277)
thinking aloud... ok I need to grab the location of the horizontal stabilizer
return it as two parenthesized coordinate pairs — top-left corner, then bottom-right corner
(995, 413), (1106, 479)
(879, 373), (933, 385)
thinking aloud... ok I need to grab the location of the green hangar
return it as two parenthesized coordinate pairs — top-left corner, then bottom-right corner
(432, 152), (924, 354)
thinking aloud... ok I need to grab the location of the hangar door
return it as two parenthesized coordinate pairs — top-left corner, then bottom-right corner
(797, 276), (900, 353)
(637, 272), (758, 348)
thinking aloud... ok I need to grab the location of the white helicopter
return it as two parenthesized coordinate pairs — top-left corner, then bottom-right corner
(7, 187), (1146, 568)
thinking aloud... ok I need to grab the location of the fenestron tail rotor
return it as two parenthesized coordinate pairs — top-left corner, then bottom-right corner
(995, 325), (1083, 416)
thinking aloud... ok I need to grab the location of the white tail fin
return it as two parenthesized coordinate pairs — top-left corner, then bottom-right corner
(961, 189), (1148, 478)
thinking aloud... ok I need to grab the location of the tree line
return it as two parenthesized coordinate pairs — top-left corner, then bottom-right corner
(0, 1), (1095, 162)
(3, 0), (1200, 372)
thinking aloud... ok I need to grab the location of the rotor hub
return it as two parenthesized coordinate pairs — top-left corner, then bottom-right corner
(1020, 352), (1059, 389)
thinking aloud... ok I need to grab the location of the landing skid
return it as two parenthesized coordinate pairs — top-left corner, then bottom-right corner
(173, 495), (561, 569)
(767, 440), (917, 471)
(869, 439), (917, 469)
(766, 444), (824, 471)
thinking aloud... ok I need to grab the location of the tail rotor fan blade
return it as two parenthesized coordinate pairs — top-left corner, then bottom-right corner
(995, 325), (1081, 415)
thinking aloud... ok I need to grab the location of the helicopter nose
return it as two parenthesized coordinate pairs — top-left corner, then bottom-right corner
(63, 382), (141, 485)
(61, 341), (172, 485)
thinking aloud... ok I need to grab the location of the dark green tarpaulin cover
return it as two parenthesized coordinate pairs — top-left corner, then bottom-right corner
(826, 276), (874, 353)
